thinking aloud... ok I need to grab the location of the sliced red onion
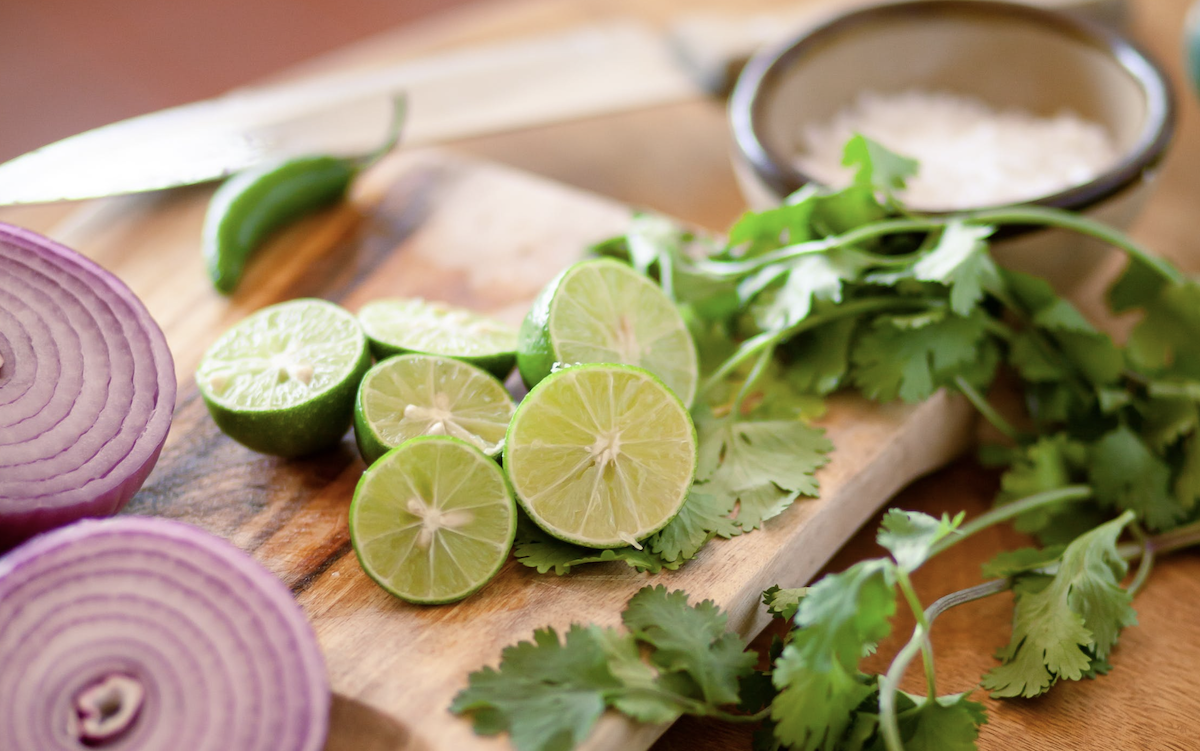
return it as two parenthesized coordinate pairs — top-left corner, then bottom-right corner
(0, 222), (175, 550)
(0, 516), (330, 751)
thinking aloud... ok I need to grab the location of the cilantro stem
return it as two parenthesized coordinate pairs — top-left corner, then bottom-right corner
(1128, 533), (1155, 599)
(619, 687), (770, 724)
(928, 485), (1094, 559)
(1139, 519), (1200, 556)
(965, 205), (1184, 285)
(659, 244), (676, 301)
(954, 376), (1021, 442)
(894, 569), (938, 701)
(731, 345), (775, 417)
(699, 297), (937, 399)
(688, 218), (947, 277)
(879, 579), (1010, 751)
(989, 289), (1097, 398)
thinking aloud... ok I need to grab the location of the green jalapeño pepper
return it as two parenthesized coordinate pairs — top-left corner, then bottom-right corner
(202, 95), (406, 294)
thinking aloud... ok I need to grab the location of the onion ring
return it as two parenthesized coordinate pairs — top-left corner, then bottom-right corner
(0, 516), (330, 751)
(0, 223), (175, 549)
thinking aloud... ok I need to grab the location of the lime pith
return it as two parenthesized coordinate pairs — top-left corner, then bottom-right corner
(353, 354), (515, 465)
(196, 298), (370, 457)
(349, 436), (517, 604)
(503, 363), (697, 549)
(357, 298), (518, 379)
(516, 258), (699, 405)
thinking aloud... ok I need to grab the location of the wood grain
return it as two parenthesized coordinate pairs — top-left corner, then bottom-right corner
(57, 146), (974, 751)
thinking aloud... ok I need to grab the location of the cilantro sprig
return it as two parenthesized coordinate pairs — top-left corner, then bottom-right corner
(457, 496), (1181, 751)
(458, 136), (1200, 750)
(451, 585), (764, 751)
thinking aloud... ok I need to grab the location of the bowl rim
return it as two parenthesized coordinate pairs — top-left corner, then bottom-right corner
(728, 0), (1176, 216)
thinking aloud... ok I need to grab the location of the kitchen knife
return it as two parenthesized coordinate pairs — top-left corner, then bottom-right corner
(0, 0), (1126, 206)
(0, 19), (750, 206)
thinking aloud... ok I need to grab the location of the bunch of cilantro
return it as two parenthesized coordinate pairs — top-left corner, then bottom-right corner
(453, 136), (1200, 751)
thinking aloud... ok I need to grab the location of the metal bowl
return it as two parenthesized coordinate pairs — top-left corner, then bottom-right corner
(727, 0), (1174, 287)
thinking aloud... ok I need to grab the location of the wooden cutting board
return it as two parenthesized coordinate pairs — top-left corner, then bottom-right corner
(19, 149), (974, 750)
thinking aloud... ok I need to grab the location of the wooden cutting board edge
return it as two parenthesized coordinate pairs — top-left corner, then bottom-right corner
(28, 147), (980, 751)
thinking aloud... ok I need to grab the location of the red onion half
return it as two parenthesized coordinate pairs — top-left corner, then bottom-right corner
(0, 223), (175, 550)
(0, 516), (330, 751)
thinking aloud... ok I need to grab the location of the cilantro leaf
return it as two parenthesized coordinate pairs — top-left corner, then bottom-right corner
(648, 490), (739, 563)
(982, 512), (1137, 698)
(450, 625), (622, 751)
(876, 509), (964, 573)
(784, 318), (858, 395)
(696, 413), (833, 531)
(722, 355), (829, 422)
(591, 627), (682, 724)
(911, 221), (1000, 316)
(812, 185), (888, 235)
(771, 560), (896, 751)
(743, 251), (865, 331)
(1008, 330), (1068, 383)
(1127, 281), (1200, 378)
(675, 269), (743, 324)
(1088, 425), (1183, 530)
(1138, 394), (1198, 450)
(980, 545), (1066, 579)
(995, 433), (1099, 542)
(1108, 255), (1166, 312)
(763, 585), (809, 621)
(513, 520), (679, 575)
(738, 669), (778, 715)
(456, 587), (763, 751)
(842, 133), (918, 194)
(1005, 269), (1094, 333)
(622, 585), (756, 706)
(891, 692), (987, 751)
(851, 308), (994, 403)
(729, 193), (816, 257)
(735, 485), (804, 532)
(1004, 269), (1123, 387)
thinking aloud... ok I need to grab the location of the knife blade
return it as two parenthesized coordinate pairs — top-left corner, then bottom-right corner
(0, 20), (723, 206)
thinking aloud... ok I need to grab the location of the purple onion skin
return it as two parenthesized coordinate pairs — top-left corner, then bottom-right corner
(0, 223), (176, 550)
(0, 516), (331, 751)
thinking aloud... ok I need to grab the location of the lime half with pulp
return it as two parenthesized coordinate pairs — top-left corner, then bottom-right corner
(354, 353), (515, 465)
(350, 436), (517, 604)
(503, 363), (696, 548)
(357, 298), (518, 379)
(517, 258), (699, 405)
(196, 298), (370, 456)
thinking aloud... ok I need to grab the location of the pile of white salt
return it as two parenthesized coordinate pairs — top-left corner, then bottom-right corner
(794, 90), (1119, 210)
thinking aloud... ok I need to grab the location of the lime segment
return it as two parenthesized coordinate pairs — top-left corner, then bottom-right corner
(350, 436), (516, 604)
(357, 298), (518, 378)
(504, 363), (696, 549)
(354, 354), (515, 465)
(196, 298), (370, 456)
(517, 259), (698, 405)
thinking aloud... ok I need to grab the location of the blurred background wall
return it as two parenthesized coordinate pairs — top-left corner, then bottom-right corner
(0, 0), (480, 162)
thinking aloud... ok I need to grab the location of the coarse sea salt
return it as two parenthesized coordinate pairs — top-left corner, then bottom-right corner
(795, 90), (1119, 211)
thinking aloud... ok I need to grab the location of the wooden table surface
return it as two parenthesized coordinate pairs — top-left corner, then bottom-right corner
(5, 1), (1200, 749)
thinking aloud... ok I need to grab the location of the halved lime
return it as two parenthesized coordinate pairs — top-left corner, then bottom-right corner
(357, 298), (517, 379)
(353, 354), (515, 465)
(349, 436), (517, 604)
(503, 363), (696, 549)
(517, 258), (699, 406)
(196, 298), (370, 457)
